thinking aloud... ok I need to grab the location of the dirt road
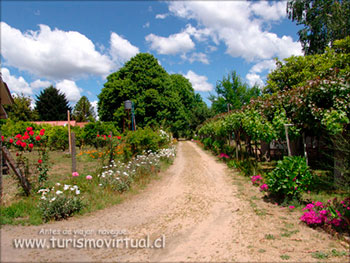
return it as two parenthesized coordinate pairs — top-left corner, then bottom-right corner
(1, 141), (348, 262)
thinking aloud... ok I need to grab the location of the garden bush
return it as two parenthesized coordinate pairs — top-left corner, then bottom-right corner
(38, 184), (84, 221)
(266, 156), (314, 201)
(124, 127), (170, 157)
(81, 121), (120, 148)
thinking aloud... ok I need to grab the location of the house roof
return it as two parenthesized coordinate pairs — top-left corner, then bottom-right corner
(0, 76), (14, 106)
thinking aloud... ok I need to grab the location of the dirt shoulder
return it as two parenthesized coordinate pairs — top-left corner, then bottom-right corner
(1, 141), (348, 262)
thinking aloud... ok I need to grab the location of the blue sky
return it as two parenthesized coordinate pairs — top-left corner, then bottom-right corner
(1, 1), (303, 112)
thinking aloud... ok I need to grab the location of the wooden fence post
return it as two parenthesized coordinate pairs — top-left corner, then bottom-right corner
(71, 132), (76, 173)
(2, 147), (31, 195)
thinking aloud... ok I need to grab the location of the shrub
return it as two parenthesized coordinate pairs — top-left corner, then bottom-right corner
(46, 126), (69, 151)
(124, 127), (170, 157)
(266, 156), (314, 201)
(38, 184), (84, 221)
(81, 121), (119, 148)
(300, 198), (350, 232)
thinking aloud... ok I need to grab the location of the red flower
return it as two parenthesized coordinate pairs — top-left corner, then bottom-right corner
(29, 143), (34, 149)
(29, 131), (34, 136)
(35, 135), (41, 141)
(22, 135), (30, 140)
(16, 140), (22, 146)
(9, 138), (14, 144)
(108, 135), (111, 138)
(97, 134), (100, 137)
(40, 129), (45, 136)
(38, 159), (43, 164)
(1, 136), (4, 142)
(117, 136), (121, 140)
(16, 152), (19, 156)
(26, 127), (33, 131)
(21, 142), (27, 148)
(15, 134), (22, 139)
(24, 131), (28, 136)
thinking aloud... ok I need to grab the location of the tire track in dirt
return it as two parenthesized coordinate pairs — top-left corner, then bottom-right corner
(1, 141), (348, 262)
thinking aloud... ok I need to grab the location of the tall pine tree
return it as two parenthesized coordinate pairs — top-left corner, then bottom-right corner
(35, 86), (71, 121)
(73, 96), (95, 122)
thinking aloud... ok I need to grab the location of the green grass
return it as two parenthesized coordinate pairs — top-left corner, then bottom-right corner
(0, 198), (42, 225)
(330, 249), (348, 257)
(311, 251), (329, 259)
(258, 249), (266, 253)
(280, 254), (290, 260)
(249, 200), (267, 216)
(264, 234), (275, 240)
(280, 229), (299, 237)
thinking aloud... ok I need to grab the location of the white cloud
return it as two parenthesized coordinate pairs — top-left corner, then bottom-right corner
(167, 2), (302, 61)
(182, 52), (209, 64)
(246, 59), (277, 88)
(90, 100), (99, 120)
(1, 22), (114, 80)
(1, 67), (33, 95)
(250, 59), (277, 74)
(184, 70), (213, 92)
(109, 32), (139, 67)
(56, 80), (82, 103)
(155, 13), (169, 19)
(143, 22), (150, 28)
(30, 79), (52, 89)
(145, 31), (195, 55)
(246, 73), (264, 87)
(251, 1), (286, 21)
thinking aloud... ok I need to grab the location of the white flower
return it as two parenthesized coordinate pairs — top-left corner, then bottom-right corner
(40, 196), (47, 200)
(76, 190), (80, 195)
(50, 197), (56, 202)
(56, 190), (63, 195)
(63, 184), (70, 191)
(56, 183), (61, 186)
(99, 184), (102, 186)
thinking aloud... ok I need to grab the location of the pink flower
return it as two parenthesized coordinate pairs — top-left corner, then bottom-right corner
(72, 172), (79, 177)
(219, 153), (229, 159)
(315, 201), (323, 207)
(289, 205), (295, 210)
(260, 184), (268, 191)
(86, 175), (93, 180)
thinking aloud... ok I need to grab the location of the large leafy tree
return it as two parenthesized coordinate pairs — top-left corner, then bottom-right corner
(72, 96), (95, 122)
(264, 36), (350, 93)
(98, 53), (209, 137)
(4, 94), (38, 121)
(287, 0), (350, 55)
(209, 71), (261, 114)
(98, 53), (172, 126)
(35, 86), (71, 121)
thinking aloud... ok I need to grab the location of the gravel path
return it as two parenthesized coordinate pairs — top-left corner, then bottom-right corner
(1, 141), (348, 262)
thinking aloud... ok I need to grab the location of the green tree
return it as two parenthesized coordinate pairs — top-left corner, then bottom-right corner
(264, 36), (350, 93)
(287, 0), (350, 55)
(98, 53), (171, 126)
(35, 86), (72, 121)
(209, 71), (261, 114)
(4, 94), (38, 121)
(98, 53), (209, 137)
(72, 96), (95, 122)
